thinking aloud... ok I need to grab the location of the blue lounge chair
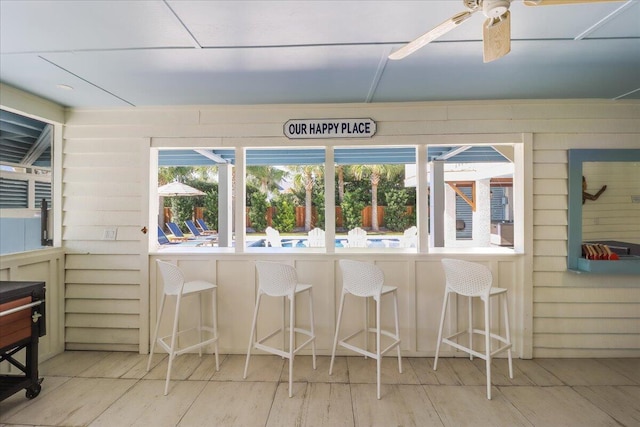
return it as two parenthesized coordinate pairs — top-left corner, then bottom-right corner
(196, 218), (216, 234)
(187, 219), (217, 236)
(158, 226), (181, 245)
(185, 220), (217, 241)
(166, 222), (193, 240)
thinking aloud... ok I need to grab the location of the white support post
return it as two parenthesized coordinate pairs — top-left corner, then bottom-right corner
(218, 163), (233, 247)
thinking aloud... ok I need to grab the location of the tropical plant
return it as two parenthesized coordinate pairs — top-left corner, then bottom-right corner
(202, 188), (218, 230)
(271, 194), (296, 232)
(312, 180), (325, 229)
(246, 166), (287, 197)
(341, 191), (365, 230)
(291, 165), (323, 231)
(248, 191), (269, 232)
(351, 164), (394, 231)
(384, 188), (414, 232)
(336, 165), (345, 204)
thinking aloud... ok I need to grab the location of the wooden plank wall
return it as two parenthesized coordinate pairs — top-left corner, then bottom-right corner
(532, 133), (640, 357)
(63, 138), (148, 351)
(59, 100), (640, 357)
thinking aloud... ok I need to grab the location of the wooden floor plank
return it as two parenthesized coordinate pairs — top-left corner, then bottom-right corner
(573, 385), (640, 427)
(501, 386), (621, 427)
(425, 384), (532, 427)
(3, 352), (638, 427)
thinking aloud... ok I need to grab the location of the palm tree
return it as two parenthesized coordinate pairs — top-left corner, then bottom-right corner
(292, 165), (324, 231)
(351, 164), (393, 232)
(337, 165), (345, 204)
(246, 166), (287, 197)
(158, 166), (192, 185)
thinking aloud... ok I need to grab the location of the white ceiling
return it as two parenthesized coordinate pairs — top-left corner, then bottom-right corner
(1, 0), (639, 108)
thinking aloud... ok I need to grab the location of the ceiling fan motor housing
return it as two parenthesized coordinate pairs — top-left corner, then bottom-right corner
(483, 0), (511, 18)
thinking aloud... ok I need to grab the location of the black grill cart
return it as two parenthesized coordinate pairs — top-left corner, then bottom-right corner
(0, 281), (46, 401)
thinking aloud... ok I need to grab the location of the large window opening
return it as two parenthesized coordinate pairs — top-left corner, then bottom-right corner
(334, 146), (417, 249)
(405, 144), (516, 249)
(153, 140), (522, 253)
(0, 109), (54, 255)
(245, 148), (325, 248)
(157, 148), (233, 247)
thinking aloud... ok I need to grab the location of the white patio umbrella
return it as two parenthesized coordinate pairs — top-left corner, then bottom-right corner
(158, 181), (205, 197)
(158, 182), (206, 233)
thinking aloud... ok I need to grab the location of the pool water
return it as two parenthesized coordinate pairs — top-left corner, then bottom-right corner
(247, 238), (400, 248)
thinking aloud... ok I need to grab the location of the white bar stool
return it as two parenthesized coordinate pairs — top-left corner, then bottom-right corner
(147, 260), (220, 395)
(434, 258), (513, 399)
(244, 261), (316, 397)
(330, 259), (402, 399)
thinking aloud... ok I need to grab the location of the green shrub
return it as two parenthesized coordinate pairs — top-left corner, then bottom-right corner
(341, 191), (365, 230)
(272, 194), (296, 232)
(249, 192), (269, 232)
(384, 188), (413, 231)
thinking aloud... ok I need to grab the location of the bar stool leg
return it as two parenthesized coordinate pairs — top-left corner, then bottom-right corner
(165, 295), (182, 396)
(243, 293), (262, 379)
(147, 294), (166, 372)
(393, 290), (402, 373)
(376, 295), (381, 400)
(198, 293), (203, 358)
(309, 288), (317, 370)
(484, 297), (491, 400)
(213, 288), (220, 371)
(288, 293), (295, 397)
(329, 291), (346, 375)
(469, 296), (474, 360)
(433, 291), (449, 371)
(282, 296), (287, 358)
(364, 296), (369, 357)
(503, 292), (513, 379)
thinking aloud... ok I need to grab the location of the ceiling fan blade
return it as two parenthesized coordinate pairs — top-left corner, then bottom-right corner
(483, 11), (511, 63)
(388, 10), (476, 60)
(524, 0), (624, 6)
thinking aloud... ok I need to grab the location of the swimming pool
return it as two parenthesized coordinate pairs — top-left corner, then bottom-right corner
(247, 237), (402, 248)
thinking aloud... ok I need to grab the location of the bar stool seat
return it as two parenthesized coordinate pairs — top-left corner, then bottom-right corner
(244, 261), (316, 397)
(147, 260), (219, 395)
(434, 258), (513, 400)
(330, 259), (402, 399)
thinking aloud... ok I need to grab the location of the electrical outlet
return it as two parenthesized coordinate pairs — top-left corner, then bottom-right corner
(103, 228), (117, 240)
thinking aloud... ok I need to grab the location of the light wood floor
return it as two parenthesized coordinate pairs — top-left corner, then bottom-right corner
(1, 351), (639, 426)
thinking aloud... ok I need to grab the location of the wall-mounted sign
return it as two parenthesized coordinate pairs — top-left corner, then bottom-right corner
(284, 118), (376, 139)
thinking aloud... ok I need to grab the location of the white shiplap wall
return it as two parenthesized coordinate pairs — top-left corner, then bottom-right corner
(532, 133), (640, 357)
(57, 100), (640, 357)
(63, 138), (150, 351)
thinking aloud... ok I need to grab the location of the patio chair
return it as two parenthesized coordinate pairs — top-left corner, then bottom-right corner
(196, 218), (217, 234)
(185, 220), (218, 240)
(166, 222), (193, 240)
(307, 227), (325, 247)
(347, 227), (367, 248)
(265, 226), (282, 247)
(148, 260), (220, 395)
(190, 219), (216, 235)
(158, 226), (184, 244)
(244, 261), (316, 397)
(434, 258), (513, 400)
(330, 259), (402, 399)
(398, 226), (418, 248)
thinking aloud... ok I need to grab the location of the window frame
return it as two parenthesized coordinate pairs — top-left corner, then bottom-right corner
(151, 136), (527, 255)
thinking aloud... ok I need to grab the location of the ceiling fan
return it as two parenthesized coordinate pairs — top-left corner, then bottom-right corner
(388, 0), (625, 63)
